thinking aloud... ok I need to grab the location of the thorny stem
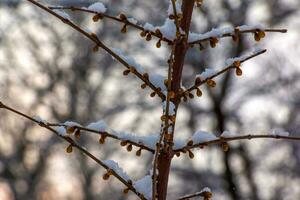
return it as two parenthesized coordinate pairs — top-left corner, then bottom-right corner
(26, 0), (165, 100)
(48, 6), (173, 45)
(0, 102), (146, 200)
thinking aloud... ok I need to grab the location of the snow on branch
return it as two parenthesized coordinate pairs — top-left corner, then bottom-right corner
(45, 120), (157, 154)
(188, 25), (287, 48)
(26, 0), (166, 100)
(173, 130), (300, 155)
(178, 48), (267, 101)
(0, 101), (147, 200)
(47, 5), (174, 45)
(177, 187), (212, 200)
(134, 175), (153, 200)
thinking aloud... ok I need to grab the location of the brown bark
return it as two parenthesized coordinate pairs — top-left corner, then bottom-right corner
(156, 1), (195, 200)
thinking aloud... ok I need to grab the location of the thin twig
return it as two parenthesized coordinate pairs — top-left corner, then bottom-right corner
(177, 190), (209, 200)
(178, 49), (267, 99)
(0, 101), (146, 200)
(174, 134), (300, 153)
(48, 6), (173, 44)
(26, 0), (165, 100)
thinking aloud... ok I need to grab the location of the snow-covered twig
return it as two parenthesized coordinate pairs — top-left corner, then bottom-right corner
(174, 132), (300, 153)
(26, 0), (166, 100)
(177, 187), (212, 200)
(47, 6), (173, 45)
(47, 122), (156, 153)
(0, 101), (147, 200)
(178, 48), (267, 100)
(188, 26), (287, 46)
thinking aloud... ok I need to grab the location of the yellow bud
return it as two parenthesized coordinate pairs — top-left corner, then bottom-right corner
(119, 13), (127, 21)
(136, 148), (142, 157)
(235, 67), (243, 76)
(188, 93), (194, 99)
(175, 152), (180, 157)
(92, 45), (99, 53)
(92, 14), (103, 22)
(99, 135), (106, 144)
(120, 140), (127, 146)
(207, 79), (216, 87)
(221, 142), (229, 152)
(150, 92), (156, 97)
(258, 30), (266, 38)
(187, 140), (193, 146)
(123, 188), (130, 194)
(121, 25), (127, 33)
(75, 129), (81, 139)
(129, 66), (136, 73)
(66, 126), (75, 134)
(126, 144), (133, 152)
(141, 83), (147, 89)
(196, 88), (202, 97)
(156, 39), (161, 48)
(146, 33), (152, 41)
(195, 77), (202, 85)
(254, 32), (260, 41)
(188, 150), (194, 159)
(66, 144), (73, 153)
(123, 69), (130, 76)
(169, 91), (175, 99)
(140, 30), (147, 37)
(102, 173), (110, 180)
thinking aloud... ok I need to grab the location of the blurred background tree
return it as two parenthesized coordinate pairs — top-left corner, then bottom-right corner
(0, 0), (299, 199)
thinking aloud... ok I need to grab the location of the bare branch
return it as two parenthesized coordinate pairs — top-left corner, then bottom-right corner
(26, 0), (166, 100)
(0, 101), (147, 200)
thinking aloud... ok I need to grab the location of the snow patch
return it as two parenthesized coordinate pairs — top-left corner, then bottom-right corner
(87, 2), (107, 13)
(103, 160), (131, 181)
(86, 120), (107, 132)
(133, 175), (152, 199)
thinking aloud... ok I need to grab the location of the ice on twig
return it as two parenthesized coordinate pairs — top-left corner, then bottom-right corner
(55, 126), (67, 136)
(162, 101), (176, 115)
(103, 160), (131, 181)
(133, 175), (152, 199)
(143, 23), (155, 32)
(167, 0), (182, 16)
(53, 10), (71, 20)
(158, 19), (177, 41)
(196, 68), (218, 80)
(33, 116), (47, 124)
(225, 48), (265, 66)
(111, 48), (146, 74)
(113, 131), (159, 149)
(190, 131), (217, 143)
(272, 129), (290, 137)
(127, 17), (138, 25)
(87, 2), (107, 13)
(86, 120), (107, 132)
(63, 121), (82, 127)
(221, 130), (236, 138)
